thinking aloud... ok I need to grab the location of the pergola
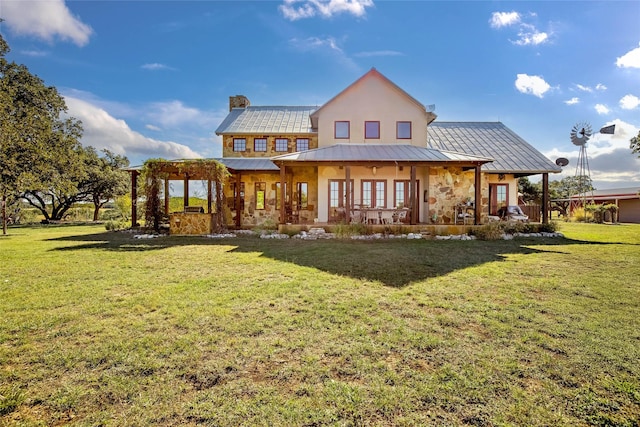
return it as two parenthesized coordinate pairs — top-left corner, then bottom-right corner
(127, 159), (228, 230)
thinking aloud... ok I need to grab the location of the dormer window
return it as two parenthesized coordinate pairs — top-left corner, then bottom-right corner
(365, 121), (380, 139)
(233, 138), (246, 151)
(335, 121), (350, 139)
(275, 138), (289, 152)
(296, 138), (309, 151)
(397, 121), (411, 139)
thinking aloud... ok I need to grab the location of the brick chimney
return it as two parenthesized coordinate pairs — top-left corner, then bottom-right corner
(229, 95), (250, 111)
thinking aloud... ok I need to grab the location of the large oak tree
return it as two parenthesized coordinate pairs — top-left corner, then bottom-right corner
(1, 33), (129, 232)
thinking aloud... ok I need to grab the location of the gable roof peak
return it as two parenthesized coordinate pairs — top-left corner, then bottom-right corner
(310, 68), (436, 127)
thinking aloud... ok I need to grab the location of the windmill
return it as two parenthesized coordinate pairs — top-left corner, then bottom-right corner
(569, 122), (593, 213)
(568, 123), (617, 215)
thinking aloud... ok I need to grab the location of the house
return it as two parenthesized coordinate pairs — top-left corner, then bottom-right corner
(569, 187), (640, 223)
(213, 68), (561, 228)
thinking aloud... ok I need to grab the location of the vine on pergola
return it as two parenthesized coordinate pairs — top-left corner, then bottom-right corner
(140, 159), (229, 231)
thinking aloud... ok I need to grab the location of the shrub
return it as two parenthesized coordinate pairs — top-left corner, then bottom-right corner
(538, 221), (559, 233)
(471, 222), (504, 240)
(104, 220), (129, 231)
(333, 222), (370, 238)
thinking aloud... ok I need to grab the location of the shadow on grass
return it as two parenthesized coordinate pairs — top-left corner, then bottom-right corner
(46, 229), (620, 288)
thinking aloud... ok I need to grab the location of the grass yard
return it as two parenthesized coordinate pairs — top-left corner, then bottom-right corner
(1, 223), (639, 426)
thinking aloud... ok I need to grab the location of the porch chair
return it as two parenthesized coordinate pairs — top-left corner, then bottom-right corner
(380, 210), (394, 225)
(393, 210), (407, 224)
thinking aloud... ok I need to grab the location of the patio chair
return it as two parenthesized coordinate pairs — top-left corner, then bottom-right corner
(394, 209), (407, 224)
(380, 210), (394, 225)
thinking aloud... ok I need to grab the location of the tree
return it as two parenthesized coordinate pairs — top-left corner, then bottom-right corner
(0, 32), (84, 232)
(548, 176), (594, 217)
(631, 130), (640, 156)
(83, 148), (130, 221)
(517, 177), (541, 205)
(21, 147), (130, 222)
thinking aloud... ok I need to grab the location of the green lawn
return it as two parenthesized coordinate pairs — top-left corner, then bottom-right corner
(1, 223), (639, 426)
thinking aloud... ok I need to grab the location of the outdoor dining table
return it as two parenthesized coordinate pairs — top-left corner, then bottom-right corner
(351, 208), (409, 224)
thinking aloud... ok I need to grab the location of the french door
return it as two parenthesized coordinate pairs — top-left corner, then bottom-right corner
(489, 183), (508, 215)
(328, 179), (354, 222)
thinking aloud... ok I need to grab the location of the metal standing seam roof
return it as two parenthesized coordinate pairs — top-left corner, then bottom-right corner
(215, 157), (279, 171)
(428, 122), (561, 174)
(215, 106), (318, 135)
(271, 144), (493, 163)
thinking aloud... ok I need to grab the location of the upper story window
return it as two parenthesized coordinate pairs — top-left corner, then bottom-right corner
(233, 138), (246, 152)
(296, 138), (309, 151)
(275, 138), (289, 152)
(365, 121), (380, 139)
(254, 138), (267, 152)
(335, 121), (350, 139)
(397, 121), (412, 139)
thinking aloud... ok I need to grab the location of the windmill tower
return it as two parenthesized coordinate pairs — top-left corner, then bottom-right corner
(570, 122), (593, 213)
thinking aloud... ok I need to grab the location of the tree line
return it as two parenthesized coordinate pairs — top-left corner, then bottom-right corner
(0, 32), (129, 234)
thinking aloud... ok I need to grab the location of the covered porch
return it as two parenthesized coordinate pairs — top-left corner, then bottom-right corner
(272, 144), (494, 226)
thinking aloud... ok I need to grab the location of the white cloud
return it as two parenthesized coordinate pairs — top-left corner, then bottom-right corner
(20, 49), (49, 57)
(0, 0), (93, 46)
(595, 83), (607, 91)
(515, 74), (551, 98)
(616, 42), (640, 69)
(565, 97), (580, 105)
(280, 0), (374, 21)
(595, 104), (610, 115)
(619, 94), (640, 110)
(289, 36), (344, 54)
(141, 63), (175, 71)
(513, 23), (548, 46)
(490, 11), (550, 46)
(63, 96), (201, 161)
(145, 124), (162, 131)
(489, 11), (520, 28)
(146, 100), (214, 128)
(576, 84), (593, 93)
(545, 119), (640, 188)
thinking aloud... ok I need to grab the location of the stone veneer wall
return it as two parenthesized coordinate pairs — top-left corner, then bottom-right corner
(170, 213), (213, 235)
(222, 134), (318, 158)
(225, 166), (318, 227)
(427, 166), (489, 224)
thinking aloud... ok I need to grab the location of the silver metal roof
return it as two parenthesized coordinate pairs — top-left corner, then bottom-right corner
(271, 144), (492, 163)
(215, 157), (279, 171)
(215, 106), (317, 135)
(428, 122), (561, 175)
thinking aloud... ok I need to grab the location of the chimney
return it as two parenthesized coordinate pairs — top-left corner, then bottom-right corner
(229, 95), (250, 111)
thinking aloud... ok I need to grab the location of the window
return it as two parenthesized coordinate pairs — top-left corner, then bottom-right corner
(233, 138), (246, 152)
(254, 138), (267, 152)
(255, 182), (266, 210)
(296, 138), (309, 151)
(365, 121), (380, 139)
(335, 121), (350, 139)
(361, 180), (387, 208)
(297, 182), (308, 209)
(275, 138), (288, 152)
(397, 121), (411, 139)
(275, 182), (288, 210)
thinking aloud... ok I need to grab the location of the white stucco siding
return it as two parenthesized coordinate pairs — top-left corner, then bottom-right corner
(315, 74), (428, 148)
(487, 174), (519, 206)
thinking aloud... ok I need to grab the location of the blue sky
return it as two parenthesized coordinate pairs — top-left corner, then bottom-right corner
(1, 0), (639, 189)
